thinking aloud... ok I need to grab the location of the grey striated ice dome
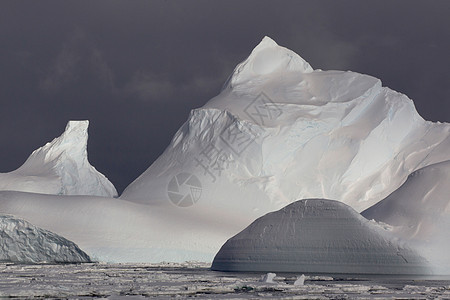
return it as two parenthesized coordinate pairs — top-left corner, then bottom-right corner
(212, 199), (431, 275)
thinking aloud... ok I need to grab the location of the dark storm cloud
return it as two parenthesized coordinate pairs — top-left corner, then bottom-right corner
(1, 0), (449, 193)
(38, 28), (116, 94)
(39, 29), (84, 92)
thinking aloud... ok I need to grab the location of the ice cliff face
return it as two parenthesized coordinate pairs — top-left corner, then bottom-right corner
(212, 199), (431, 275)
(122, 36), (450, 214)
(0, 121), (117, 197)
(0, 215), (91, 263)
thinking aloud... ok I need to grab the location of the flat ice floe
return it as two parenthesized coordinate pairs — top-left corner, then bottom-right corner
(0, 263), (449, 299)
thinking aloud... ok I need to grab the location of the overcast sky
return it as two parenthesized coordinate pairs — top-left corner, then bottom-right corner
(1, 0), (449, 193)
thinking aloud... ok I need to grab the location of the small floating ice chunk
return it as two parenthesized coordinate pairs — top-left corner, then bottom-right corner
(260, 272), (276, 283)
(294, 274), (305, 286)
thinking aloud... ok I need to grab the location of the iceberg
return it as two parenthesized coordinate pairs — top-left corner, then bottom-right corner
(362, 160), (450, 273)
(122, 36), (450, 215)
(212, 199), (431, 275)
(0, 215), (91, 263)
(0, 121), (117, 197)
(0, 37), (448, 264)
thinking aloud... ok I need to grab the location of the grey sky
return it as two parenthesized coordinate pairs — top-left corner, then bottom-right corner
(1, 0), (449, 193)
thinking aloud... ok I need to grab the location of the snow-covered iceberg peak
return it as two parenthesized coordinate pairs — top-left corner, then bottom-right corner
(50, 120), (89, 158)
(0, 120), (117, 197)
(224, 36), (313, 89)
(123, 37), (450, 215)
(29, 121), (90, 169)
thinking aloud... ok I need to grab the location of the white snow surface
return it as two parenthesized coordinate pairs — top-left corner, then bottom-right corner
(0, 191), (244, 263)
(212, 199), (431, 275)
(0, 37), (449, 265)
(0, 214), (90, 263)
(362, 160), (450, 274)
(122, 36), (450, 214)
(0, 121), (117, 197)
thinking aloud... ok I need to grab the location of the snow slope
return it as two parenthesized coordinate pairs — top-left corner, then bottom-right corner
(212, 199), (431, 275)
(122, 36), (450, 214)
(362, 160), (450, 274)
(0, 191), (245, 262)
(0, 215), (91, 263)
(0, 121), (117, 197)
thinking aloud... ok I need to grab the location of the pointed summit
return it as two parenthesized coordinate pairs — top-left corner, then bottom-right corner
(253, 36), (279, 49)
(64, 120), (89, 136)
(0, 120), (117, 197)
(225, 36), (313, 88)
(40, 120), (90, 163)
